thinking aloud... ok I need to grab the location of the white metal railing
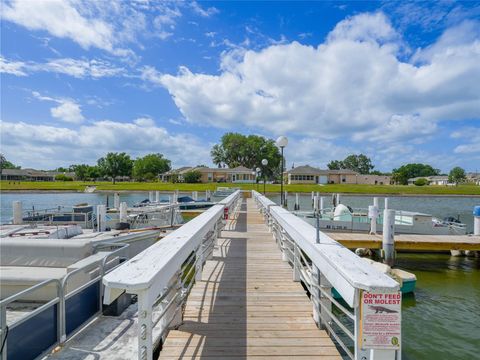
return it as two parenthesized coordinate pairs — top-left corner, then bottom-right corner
(102, 190), (242, 360)
(252, 191), (401, 360)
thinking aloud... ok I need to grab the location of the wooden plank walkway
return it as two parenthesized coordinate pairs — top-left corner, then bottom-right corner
(326, 232), (480, 251)
(159, 198), (342, 359)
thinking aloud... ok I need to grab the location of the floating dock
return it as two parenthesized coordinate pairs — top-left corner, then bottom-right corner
(325, 232), (480, 251)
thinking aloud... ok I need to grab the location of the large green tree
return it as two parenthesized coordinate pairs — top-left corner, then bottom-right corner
(133, 153), (171, 181)
(183, 170), (202, 183)
(74, 164), (100, 181)
(0, 153), (20, 172)
(391, 163), (440, 185)
(327, 154), (374, 174)
(97, 152), (133, 184)
(210, 133), (282, 178)
(448, 167), (466, 185)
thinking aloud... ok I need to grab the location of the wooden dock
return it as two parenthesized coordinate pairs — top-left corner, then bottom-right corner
(159, 198), (342, 359)
(326, 232), (480, 251)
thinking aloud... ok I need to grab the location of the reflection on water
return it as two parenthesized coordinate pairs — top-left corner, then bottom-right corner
(398, 253), (480, 360)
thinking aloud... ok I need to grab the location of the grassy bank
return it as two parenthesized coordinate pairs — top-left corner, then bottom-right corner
(1, 180), (479, 195)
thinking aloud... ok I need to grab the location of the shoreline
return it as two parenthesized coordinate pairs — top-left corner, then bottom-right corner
(1, 189), (479, 198)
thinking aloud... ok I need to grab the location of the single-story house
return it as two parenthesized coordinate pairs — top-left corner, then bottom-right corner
(160, 166), (256, 183)
(0, 169), (76, 181)
(285, 165), (330, 184)
(407, 176), (451, 185)
(285, 166), (391, 185)
(467, 173), (480, 185)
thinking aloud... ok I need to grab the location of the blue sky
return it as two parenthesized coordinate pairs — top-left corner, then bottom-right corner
(1, 0), (479, 173)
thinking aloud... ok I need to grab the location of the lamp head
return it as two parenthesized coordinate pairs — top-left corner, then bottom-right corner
(276, 135), (288, 148)
(256, 167), (261, 172)
(261, 159), (268, 166)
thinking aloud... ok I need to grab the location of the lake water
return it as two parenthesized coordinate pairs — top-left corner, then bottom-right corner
(1, 191), (479, 359)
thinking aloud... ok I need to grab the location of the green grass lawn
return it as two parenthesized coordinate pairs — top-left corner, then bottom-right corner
(1, 180), (479, 195)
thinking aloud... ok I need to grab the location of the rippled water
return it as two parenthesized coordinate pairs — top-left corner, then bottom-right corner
(1, 191), (479, 358)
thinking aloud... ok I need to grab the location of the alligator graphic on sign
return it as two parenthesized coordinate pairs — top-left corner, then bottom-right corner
(368, 305), (398, 314)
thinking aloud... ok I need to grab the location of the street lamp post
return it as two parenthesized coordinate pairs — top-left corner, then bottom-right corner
(276, 136), (288, 207)
(255, 167), (260, 192)
(261, 159), (268, 195)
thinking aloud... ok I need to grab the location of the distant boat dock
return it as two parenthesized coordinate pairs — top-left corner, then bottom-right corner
(326, 232), (480, 252)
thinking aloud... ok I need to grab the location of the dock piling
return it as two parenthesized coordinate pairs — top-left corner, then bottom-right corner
(385, 197), (389, 210)
(148, 191), (154, 203)
(294, 193), (300, 210)
(369, 197), (379, 234)
(155, 191), (160, 203)
(97, 205), (107, 232)
(12, 201), (22, 224)
(382, 209), (396, 266)
(192, 191), (198, 201)
(119, 202), (128, 222)
(474, 206), (480, 236)
(114, 193), (120, 209)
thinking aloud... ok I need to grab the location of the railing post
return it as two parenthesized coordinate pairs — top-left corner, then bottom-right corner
(137, 291), (153, 360)
(195, 244), (204, 282)
(59, 281), (66, 344)
(293, 243), (301, 282)
(319, 273), (332, 329)
(311, 265), (321, 327)
(281, 231), (288, 262)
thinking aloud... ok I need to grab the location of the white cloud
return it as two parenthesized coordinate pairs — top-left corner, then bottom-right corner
(156, 13), (480, 149)
(327, 12), (398, 43)
(40, 58), (124, 78)
(133, 117), (156, 127)
(153, 5), (181, 39)
(451, 127), (480, 154)
(0, 119), (211, 169)
(0, 56), (124, 78)
(50, 100), (84, 124)
(140, 65), (163, 85)
(2, 0), (116, 52)
(0, 56), (28, 76)
(32, 91), (84, 124)
(190, 1), (219, 17)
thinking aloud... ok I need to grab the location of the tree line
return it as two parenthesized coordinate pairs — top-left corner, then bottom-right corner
(0, 152), (171, 184)
(0, 142), (471, 185)
(73, 153), (171, 184)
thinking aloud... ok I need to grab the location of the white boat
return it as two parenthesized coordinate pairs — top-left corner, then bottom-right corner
(295, 204), (467, 235)
(16, 202), (183, 230)
(106, 203), (183, 229)
(20, 204), (95, 229)
(213, 186), (239, 197)
(0, 224), (161, 307)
